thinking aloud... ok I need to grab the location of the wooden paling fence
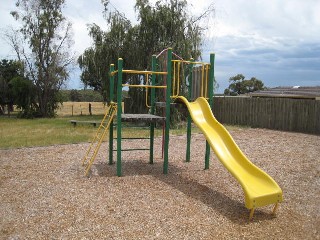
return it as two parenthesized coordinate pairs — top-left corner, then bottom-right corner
(212, 97), (320, 134)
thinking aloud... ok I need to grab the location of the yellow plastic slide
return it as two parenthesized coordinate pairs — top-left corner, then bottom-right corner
(177, 96), (283, 217)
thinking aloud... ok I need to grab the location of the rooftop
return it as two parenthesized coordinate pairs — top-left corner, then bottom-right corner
(250, 86), (320, 99)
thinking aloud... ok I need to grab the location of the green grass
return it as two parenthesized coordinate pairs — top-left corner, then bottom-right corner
(0, 115), (100, 149)
(0, 115), (199, 149)
(0, 114), (246, 149)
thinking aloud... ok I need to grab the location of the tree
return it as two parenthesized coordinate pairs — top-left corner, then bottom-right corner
(224, 74), (266, 96)
(78, 0), (215, 113)
(9, 0), (74, 117)
(0, 59), (37, 117)
(9, 76), (37, 118)
(0, 59), (22, 114)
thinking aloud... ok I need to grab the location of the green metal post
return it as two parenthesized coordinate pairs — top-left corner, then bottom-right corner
(149, 55), (156, 164)
(204, 53), (215, 170)
(186, 58), (194, 162)
(109, 64), (115, 165)
(117, 59), (123, 176)
(163, 48), (172, 174)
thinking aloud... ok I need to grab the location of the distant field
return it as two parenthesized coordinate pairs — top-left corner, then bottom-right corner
(57, 102), (107, 116)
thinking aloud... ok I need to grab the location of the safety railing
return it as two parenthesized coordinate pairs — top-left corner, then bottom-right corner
(171, 59), (211, 99)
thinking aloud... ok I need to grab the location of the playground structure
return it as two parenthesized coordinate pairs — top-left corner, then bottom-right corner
(82, 48), (283, 220)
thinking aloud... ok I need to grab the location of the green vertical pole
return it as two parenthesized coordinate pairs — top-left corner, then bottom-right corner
(204, 53), (215, 170)
(149, 55), (156, 164)
(117, 59), (123, 176)
(186, 58), (194, 162)
(109, 64), (115, 165)
(163, 48), (172, 174)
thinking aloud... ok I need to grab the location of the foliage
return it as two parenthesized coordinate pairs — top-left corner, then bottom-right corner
(224, 74), (266, 96)
(9, 76), (37, 118)
(78, 0), (214, 113)
(59, 89), (104, 102)
(8, 0), (75, 117)
(0, 59), (20, 113)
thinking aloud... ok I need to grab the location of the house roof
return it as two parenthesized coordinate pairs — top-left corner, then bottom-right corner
(250, 86), (320, 99)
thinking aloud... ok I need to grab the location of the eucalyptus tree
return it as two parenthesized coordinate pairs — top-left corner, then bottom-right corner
(78, 11), (132, 101)
(79, 0), (214, 112)
(9, 0), (74, 117)
(224, 74), (266, 96)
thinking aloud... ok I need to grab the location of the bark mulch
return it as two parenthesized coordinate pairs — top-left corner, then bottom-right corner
(1, 128), (319, 239)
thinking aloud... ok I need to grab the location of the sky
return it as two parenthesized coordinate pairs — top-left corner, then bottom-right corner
(0, 0), (319, 93)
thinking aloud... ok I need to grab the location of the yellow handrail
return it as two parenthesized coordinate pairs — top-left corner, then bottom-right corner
(201, 64), (205, 97)
(122, 69), (167, 75)
(173, 61), (176, 96)
(122, 84), (167, 89)
(205, 64), (210, 98)
(172, 59), (208, 65)
(176, 61), (181, 96)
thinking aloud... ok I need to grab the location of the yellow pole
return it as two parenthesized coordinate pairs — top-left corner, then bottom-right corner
(201, 64), (205, 97)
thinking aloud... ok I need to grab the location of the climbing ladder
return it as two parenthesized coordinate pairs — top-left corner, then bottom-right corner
(82, 102), (117, 176)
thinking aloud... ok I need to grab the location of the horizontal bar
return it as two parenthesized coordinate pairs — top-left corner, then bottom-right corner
(122, 84), (167, 89)
(113, 137), (150, 140)
(122, 69), (167, 75)
(113, 125), (150, 129)
(112, 148), (150, 152)
(172, 59), (210, 65)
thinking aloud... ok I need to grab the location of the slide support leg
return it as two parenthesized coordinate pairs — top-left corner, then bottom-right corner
(272, 203), (279, 215)
(249, 208), (255, 220)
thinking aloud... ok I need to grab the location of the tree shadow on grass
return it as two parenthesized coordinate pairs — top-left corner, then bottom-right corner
(94, 159), (275, 224)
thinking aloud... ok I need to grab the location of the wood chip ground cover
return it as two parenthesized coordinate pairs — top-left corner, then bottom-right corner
(0, 128), (319, 239)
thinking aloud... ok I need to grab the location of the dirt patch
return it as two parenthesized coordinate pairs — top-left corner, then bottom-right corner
(0, 128), (319, 239)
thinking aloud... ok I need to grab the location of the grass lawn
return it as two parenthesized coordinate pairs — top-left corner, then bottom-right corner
(0, 114), (203, 149)
(0, 115), (101, 149)
(0, 102), (244, 149)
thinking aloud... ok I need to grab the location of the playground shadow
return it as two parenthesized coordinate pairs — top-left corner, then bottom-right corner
(94, 160), (275, 224)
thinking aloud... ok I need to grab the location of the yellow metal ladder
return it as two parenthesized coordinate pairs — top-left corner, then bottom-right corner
(82, 102), (117, 176)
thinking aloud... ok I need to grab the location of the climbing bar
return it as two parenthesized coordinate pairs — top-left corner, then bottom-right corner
(122, 84), (167, 88)
(172, 61), (182, 97)
(122, 69), (167, 75)
(205, 64), (209, 98)
(114, 137), (150, 140)
(145, 85), (151, 108)
(172, 59), (210, 65)
(112, 148), (150, 152)
(201, 64), (205, 97)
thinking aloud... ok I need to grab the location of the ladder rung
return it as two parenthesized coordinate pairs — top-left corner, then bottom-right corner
(82, 104), (117, 176)
(113, 137), (150, 140)
(112, 148), (150, 152)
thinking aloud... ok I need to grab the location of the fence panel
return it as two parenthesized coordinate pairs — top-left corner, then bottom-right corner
(212, 97), (320, 134)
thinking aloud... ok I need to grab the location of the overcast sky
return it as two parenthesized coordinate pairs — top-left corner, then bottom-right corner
(1, 0), (319, 92)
